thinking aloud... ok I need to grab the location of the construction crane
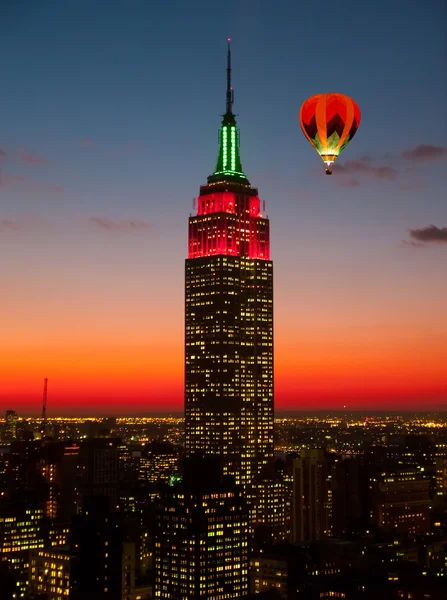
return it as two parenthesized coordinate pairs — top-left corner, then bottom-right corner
(42, 378), (48, 437)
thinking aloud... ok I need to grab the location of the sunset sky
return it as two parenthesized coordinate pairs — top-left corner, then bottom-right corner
(1, 0), (446, 414)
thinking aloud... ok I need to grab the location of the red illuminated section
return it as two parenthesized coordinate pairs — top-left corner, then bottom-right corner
(198, 192), (236, 215)
(188, 191), (270, 260)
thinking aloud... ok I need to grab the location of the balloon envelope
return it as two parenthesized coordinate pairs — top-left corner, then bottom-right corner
(299, 93), (361, 172)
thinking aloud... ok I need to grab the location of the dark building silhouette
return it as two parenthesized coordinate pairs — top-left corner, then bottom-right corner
(6, 440), (45, 506)
(0, 561), (17, 600)
(184, 40), (274, 500)
(291, 449), (329, 542)
(70, 496), (123, 600)
(76, 438), (120, 513)
(40, 440), (79, 520)
(154, 455), (249, 599)
(331, 456), (367, 537)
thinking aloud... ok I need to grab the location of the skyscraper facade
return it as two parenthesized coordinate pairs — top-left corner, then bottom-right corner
(184, 41), (274, 493)
(154, 456), (249, 599)
(291, 449), (329, 542)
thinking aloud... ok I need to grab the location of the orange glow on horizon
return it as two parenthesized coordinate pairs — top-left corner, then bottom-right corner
(1, 331), (446, 413)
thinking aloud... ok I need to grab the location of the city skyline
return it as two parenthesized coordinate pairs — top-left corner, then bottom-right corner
(1, 0), (447, 414)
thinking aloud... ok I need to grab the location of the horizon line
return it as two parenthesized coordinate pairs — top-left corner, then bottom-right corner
(3, 408), (446, 419)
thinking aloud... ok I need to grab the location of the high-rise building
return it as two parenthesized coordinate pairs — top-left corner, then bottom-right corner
(253, 460), (287, 543)
(70, 496), (124, 600)
(0, 504), (45, 594)
(138, 441), (179, 484)
(331, 456), (367, 537)
(7, 439), (42, 498)
(76, 438), (120, 513)
(184, 40), (274, 495)
(30, 547), (72, 600)
(154, 456), (249, 599)
(369, 469), (431, 534)
(291, 449), (329, 542)
(30, 534), (135, 600)
(40, 440), (79, 520)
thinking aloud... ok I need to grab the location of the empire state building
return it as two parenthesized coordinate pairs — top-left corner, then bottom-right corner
(185, 41), (274, 493)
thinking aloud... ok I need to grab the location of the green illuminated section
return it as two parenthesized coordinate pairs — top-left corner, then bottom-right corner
(169, 474), (182, 486)
(213, 124), (246, 180)
(222, 127), (228, 171)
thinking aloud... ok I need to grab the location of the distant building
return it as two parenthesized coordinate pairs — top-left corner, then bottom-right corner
(30, 539), (136, 600)
(291, 449), (329, 542)
(250, 540), (347, 600)
(76, 438), (120, 512)
(154, 456), (249, 599)
(250, 555), (289, 598)
(4, 410), (18, 442)
(426, 540), (447, 578)
(435, 456), (447, 504)
(331, 456), (367, 537)
(45, 521), (70, 548)
(254, 460), (287, 544)
(370, 469), (431, 534)
(138, 441), (178, 484)
(0, 504), (45, 594)
(7, 439), (42, 496)
(40, 440), (79, 520)
(30, 546), (71, 600)
(70, 496), (125, 600)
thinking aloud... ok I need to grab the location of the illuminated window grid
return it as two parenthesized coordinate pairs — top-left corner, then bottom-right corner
(0, 508), (45, 594)
(154, 489), (249, 598)
(185, 252), (274, 495)
(30, 548), (71, 600)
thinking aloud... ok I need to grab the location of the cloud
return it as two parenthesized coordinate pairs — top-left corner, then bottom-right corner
(336, 158), (399, 182)
(89, 217), (153, 232)
(0, 216), (51, 233)
(0, 219), (19, 231)
(19, 150), (48, 165)
(409, 225), (447, 244)
(400, 239), (426, 249)
(329, 144), (446, 187)
(0, 147), (48, 165)
(402, 145), (447, 161)
(80, 139), (94, 146)
(0, 172), (63, 194)
(0, 173), (26, 186)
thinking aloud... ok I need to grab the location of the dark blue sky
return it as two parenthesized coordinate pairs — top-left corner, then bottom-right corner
(2, 0), (446, 267)
(1, 0), (446, 411)
(2, 0), (445, 223)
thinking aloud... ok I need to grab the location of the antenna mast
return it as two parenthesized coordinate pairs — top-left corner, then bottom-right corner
(226, 38), (234, 114)
(42, 378), (48, 437)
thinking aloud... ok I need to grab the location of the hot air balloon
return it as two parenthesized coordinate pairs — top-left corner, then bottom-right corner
(299, 93), (361, 175)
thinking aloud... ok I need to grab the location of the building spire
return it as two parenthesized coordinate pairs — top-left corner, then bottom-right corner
(226, 38), (234, 116)
(209, 39), (248, 184)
